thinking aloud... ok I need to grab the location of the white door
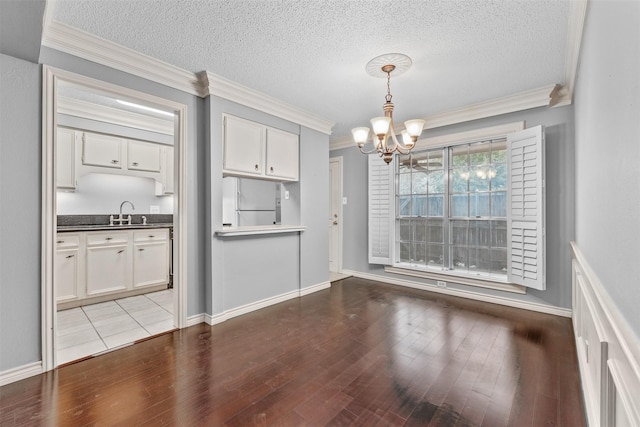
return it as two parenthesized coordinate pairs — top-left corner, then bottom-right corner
(329, 157), (343, 272)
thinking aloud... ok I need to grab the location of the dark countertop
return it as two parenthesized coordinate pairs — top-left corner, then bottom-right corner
(57, 223), (173, 232)
(57, 214), (173, 232)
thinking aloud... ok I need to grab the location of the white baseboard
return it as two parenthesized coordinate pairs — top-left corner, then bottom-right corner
(341, 269), (572, 318)
(186, 314), (206, 327)
(570, 242), (640, 427)
(185, 280), (331, 328)
(0, 361), (43, 387)
(300, 280), (331, 297)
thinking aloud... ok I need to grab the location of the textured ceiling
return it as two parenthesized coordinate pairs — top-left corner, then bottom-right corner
(52, 0), (570, 139)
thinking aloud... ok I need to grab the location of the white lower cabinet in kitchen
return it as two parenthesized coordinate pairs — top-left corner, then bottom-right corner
(55, 228), (171, 307)
(55, 235), (81, 302)
(86, 231), (130, 296)
(133, 229), (169, 288)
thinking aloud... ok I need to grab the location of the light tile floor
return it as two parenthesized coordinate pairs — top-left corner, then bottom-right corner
(57, 289), (174, 365)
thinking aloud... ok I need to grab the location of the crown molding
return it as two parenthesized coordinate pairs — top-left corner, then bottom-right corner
(40, 21), (334, 133)
(556, 0), (588, 107)
(330, 84), (556, 151)
(202, 71), (335, 135)
(41, 21), (207, 97)
(57, 96), (174, 135)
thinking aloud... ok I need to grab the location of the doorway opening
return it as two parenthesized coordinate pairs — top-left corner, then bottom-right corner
(42, 66), (188, 369)
(329, 157), (348, 282)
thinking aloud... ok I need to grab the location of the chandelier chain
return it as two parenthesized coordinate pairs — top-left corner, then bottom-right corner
(385, 71), (393, 103)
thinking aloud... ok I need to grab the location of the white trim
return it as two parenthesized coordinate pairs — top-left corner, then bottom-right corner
(186, 314), (205, 327)
(329, 87), (546, 151)
(570, 242), (640, 427)
(41, 21), (206, 97)
(202, 72), (334, 135)
(175, 103), (188, 329)
(41, 66), (189, 369)
(184, 281), (331, 328)
(0, 362), (43, 387)
(329, 156), (344, 273)
(552, 0), (589, 107)
(42, 67), (56, 372)
(416, 121), (525, 150)
(426, 85), (556, 130)
(341, 269), (572, 318)
(384, 266), (526, 294)
(300, 281), (331, 297)
(57, 97), (174, 135)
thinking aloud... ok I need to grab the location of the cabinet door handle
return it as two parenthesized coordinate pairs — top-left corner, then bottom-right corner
(117, 249), (125, 254)
(57, 240), (64, 244)
(270, 166), (274, 173)
(132, 162), (139, 166)
(111, 159), (119, 164)
(148, 235), (155, 238)
(255, 164), (259, 171)
(138, 248), (145, 252)
(105, 237), (113, 241)
(65, 254), (75, 259)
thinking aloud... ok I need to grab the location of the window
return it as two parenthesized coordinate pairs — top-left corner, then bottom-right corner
(367, 124), (545, 290)
(397, 139), (508, 279)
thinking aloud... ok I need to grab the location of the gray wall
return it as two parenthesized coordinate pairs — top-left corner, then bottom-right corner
(331, 104), (575, 309)
(299, 126), (330, 289)
(574, 0), (640, 335)
(0, 48), (208, 373)
(0, 54), (42, 371)
(209, 97), (329, 314)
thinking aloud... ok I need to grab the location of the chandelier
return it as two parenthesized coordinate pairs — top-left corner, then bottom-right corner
(352, 53), (425, 164)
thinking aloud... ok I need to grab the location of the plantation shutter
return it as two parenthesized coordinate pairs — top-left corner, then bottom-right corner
(368, 154), (395, 265)
(507, 125), (545, 290)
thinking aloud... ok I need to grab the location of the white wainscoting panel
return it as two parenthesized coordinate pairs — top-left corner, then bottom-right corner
(571, 242), (640, 427)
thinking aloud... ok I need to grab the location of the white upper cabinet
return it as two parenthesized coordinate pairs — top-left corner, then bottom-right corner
(128, 140), (161, 172)
(223, 114), (299, 182)
(82, 132), (124, 169)
(266, 127), (299, 181)
(223, 115), (265, 176)
(56, 127), (77, 189)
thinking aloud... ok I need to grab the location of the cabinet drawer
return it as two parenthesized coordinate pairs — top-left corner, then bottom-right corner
(56, 234), (80, 249)
(134, 228), (169, 243)
(87, 232), (128, 246)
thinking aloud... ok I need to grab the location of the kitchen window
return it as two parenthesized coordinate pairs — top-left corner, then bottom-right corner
(368, 124), (546, 291)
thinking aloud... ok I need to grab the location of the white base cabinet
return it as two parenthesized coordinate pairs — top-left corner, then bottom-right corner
(86, 232), (130, 296)
(133, 230), (169, 288)
(55, 228), (170, 305)
(55, 235), (81, 302)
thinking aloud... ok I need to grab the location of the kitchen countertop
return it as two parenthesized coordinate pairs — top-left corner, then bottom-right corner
(57, 223), (174, 232)
(57, 214), (173, 232)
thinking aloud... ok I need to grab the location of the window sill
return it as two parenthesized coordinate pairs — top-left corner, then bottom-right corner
(384, 265), (526, 294)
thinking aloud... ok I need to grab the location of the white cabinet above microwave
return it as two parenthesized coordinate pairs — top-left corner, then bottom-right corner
(223, 115), (299, 182)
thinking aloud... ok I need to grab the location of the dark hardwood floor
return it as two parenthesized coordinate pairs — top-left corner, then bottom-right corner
(1, 277), (586, 426)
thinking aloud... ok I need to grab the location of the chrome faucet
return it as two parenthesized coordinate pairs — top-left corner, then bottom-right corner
(110, 200), (135, 226)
